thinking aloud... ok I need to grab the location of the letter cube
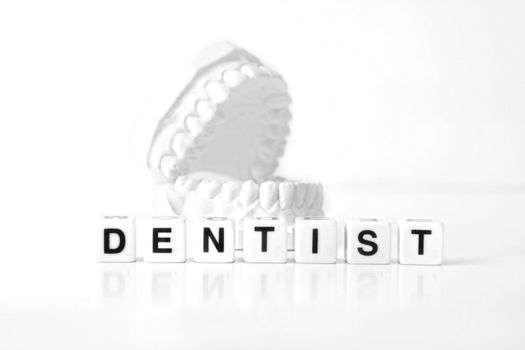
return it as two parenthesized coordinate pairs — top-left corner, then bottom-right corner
(97, 215), (136, 262)
(398, 219), (444, 265)
(294, 217), (337, 264)
(345, 218), (391, 264)
(140, 216), (186, 263)
(243, 217), (287, 263)
(192, 217), (235, 263)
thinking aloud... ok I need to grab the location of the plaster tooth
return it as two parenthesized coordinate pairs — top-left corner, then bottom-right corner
(265, 93), (292, 109)
(259, 181), (278, 210)
(278, 181), (295, 210)
(238, 180), (258, 207)
(294, 183), (306, 208)
(160, 155), (177, 179)
(195, 100), (216, 121)
(223, 70), (247, 87)
(205, 81), (229, 103)
(185, 115), (205, 136)
(305, 183), (318, 208)
(181, 178), (199, 193)
(171, 133), (193, 156)
(196, 179), (221, 199)
(222, 181), (241, 202)
(241, 63), (265, 78)
(174, 175), (188, 191)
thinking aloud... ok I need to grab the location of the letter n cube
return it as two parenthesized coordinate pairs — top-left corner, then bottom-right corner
(192, 217), (235, 263)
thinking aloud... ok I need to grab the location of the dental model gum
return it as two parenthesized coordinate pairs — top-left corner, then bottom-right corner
(133, 43), (324, 248)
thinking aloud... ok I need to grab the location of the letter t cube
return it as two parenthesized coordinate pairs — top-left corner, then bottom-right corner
(398, 219), (444, 265)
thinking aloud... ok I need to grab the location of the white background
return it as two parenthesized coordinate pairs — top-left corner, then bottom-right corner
(1, 1), (524, 349)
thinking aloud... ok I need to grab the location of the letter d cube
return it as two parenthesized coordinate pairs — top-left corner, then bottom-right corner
(192, 217), (235, 263)
(345, 218), (391, 264)
(398, 219), (444, 265)
(97, 216), (136, 262)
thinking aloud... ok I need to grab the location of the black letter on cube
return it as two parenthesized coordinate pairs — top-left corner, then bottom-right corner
(254, 226), (274, 252)
(411, 229), (432, 255)
(203, 227), (224, 253)
(312, 228), (319, 254)
(104, 228), (126, 254)
(153, 227), (172, 253)
(357, 230), (378, 256)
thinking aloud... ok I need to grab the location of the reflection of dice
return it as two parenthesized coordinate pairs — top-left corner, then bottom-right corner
(97, 216), (136, 262)
(345, 218), (391, 265)
(192, 217), (235, 263)
(140, 216), (186, 263)
(243, 217), (287, 263)
(294, 217), (337, 264)
(398, 219), (444, 265)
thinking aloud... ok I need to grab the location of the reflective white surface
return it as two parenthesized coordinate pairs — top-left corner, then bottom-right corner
(1, 190), (525, 349)
(2, 255), (524, 349)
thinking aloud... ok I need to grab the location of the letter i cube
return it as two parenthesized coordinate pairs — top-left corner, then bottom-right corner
(345, 218), (391, 264)
(243, 217), (287, 263)
(294, 217), (337, 264)
(192, 217), (235, 263)
(97, 215), (136, 262)
(141, 216), (186, 263)
(398, 219), (444, 265)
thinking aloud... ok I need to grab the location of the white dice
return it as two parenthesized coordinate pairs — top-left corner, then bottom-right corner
(97, 216), (136, 262)
(294, 217), (337, 264)
(345, 218), (391, 264)
(192, 217), (235, 263)
(243, 217), (287, 263)
(141, 216), (187, 263)
(398, 219), (444, 265)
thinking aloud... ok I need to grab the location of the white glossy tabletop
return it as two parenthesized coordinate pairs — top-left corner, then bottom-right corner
(2, 187), (524, 349)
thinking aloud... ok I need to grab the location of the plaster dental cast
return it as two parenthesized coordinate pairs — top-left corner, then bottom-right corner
(100, 43), (444, 265)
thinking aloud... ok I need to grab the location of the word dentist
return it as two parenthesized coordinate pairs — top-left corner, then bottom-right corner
(97, 216), (444, 265)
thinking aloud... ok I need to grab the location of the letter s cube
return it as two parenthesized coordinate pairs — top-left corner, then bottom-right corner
(97, 216), (136, 262)
(345, 218), (391, 264)
(398, 219), (444, 265)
